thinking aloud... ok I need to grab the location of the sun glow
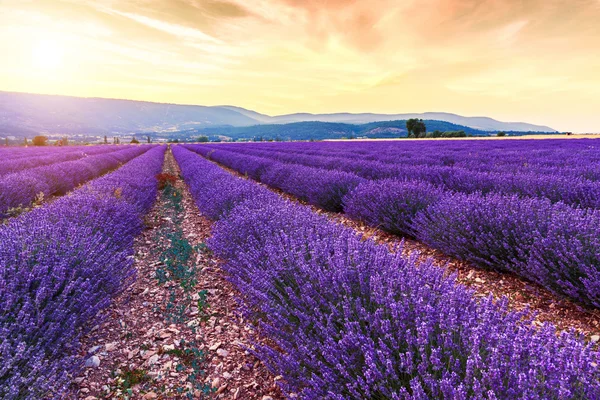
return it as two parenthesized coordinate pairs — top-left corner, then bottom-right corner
(31, 39), (65, 70)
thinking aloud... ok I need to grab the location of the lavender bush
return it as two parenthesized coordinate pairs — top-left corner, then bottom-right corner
(344, 179), (443, 237)
(261, 163), (365, 212)
(412, 192), (557, 274)
(528, 207), (600, 307)
(186, 146), (364, 212)
(186, 142), (600, 309)
(0, 145), (151, 218)
(175, 145), (278, 219)
(174, 145), (600, 399)
(0, 146), (123, 177)
(189, 141), (600, 209)
(412, 192), (600, 308)
(0, 146), (165, 399)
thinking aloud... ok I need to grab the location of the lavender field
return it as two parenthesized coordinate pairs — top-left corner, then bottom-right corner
(2, 140), (600, 399)
(185, 140), (600, 308)
(1, 145), (165, 398)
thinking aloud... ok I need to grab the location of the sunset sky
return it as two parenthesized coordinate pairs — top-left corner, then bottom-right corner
(0, 0), (599, 132)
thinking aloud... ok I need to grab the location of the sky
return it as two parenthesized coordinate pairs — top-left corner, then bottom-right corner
(0, 0), (599, 132)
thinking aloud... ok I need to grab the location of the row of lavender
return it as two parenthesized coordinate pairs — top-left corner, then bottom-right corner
(185, 144), (600, 309)
(173, 145), (600, 399)
(0, 145), (128, 177)
(201, 141), (600, 209)
(0, 146), (100, 161)
(229, 140), (600, 180)
(0, 146), (165, 399)
(0, 145), (153, 218)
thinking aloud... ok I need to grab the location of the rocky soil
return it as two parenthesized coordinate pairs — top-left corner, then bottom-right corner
(72, 149), (282, 399)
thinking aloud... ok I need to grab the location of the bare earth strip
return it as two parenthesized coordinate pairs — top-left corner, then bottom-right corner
(73, 149), (281, 400)
(213, 160), (600, 338)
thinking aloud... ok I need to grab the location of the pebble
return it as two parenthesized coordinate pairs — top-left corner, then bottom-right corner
(85, 356), (100, 368)
(216, 348), (229, 358)
(142, 350), (157, 360)
(105, 342), (117, 352)
(158, 331), (172, 339)
(211, 377), (221, 388)
(217, 384), (228, 394)
(142, 392), (158, 399)
(209, 342), (222, 351)
(88, 345), (102, 354)
(128, 348), (139, 359)
(147, 354), (160, 366)
(592, 335), (600, 343)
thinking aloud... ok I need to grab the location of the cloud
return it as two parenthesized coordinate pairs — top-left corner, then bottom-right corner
(202, 0), (250, 17)
(103, 9), (222, 43)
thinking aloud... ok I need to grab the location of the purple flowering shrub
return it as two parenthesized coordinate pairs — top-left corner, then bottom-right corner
(190, 142), (600, 210)
(528, 207), (600, 307)
(188, 143), (600, 309)
(183, 146), (364, 212)
(412, 192), (600, 308)
(175, 146), (600, 399)
(412, 193), (558, 274)
(173, 146), (279, 219)
(0, 146), (165, 399)
(208, 150), (274, 181)
(261, 164), (365, 212)
(0, 145), (124, 177)
(0, 146), (151, 218)
(344, 179), (443, 237)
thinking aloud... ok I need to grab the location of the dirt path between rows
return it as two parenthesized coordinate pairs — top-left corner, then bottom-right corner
(73, 148), (281, 400)
(210, 158), (600, 337)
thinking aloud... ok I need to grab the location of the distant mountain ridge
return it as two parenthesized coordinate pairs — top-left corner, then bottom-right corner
(186, 120), (492, 141)
(219, 108), (556, 132)
(0, 91), (557, 136)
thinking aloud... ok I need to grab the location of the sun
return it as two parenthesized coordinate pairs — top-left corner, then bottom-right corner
(31, 39), (65, 70)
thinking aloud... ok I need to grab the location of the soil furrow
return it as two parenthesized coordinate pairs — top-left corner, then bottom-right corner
(73, 148), (281, 400)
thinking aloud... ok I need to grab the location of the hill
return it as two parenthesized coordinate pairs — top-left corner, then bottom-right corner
(0, 91), (557, 136)
(181, 120), (497, 141)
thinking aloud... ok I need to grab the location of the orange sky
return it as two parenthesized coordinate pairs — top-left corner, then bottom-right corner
(0, 0), (599, 132)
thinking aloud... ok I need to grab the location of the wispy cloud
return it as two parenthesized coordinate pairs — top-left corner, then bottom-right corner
(103, 9), (223, 43)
